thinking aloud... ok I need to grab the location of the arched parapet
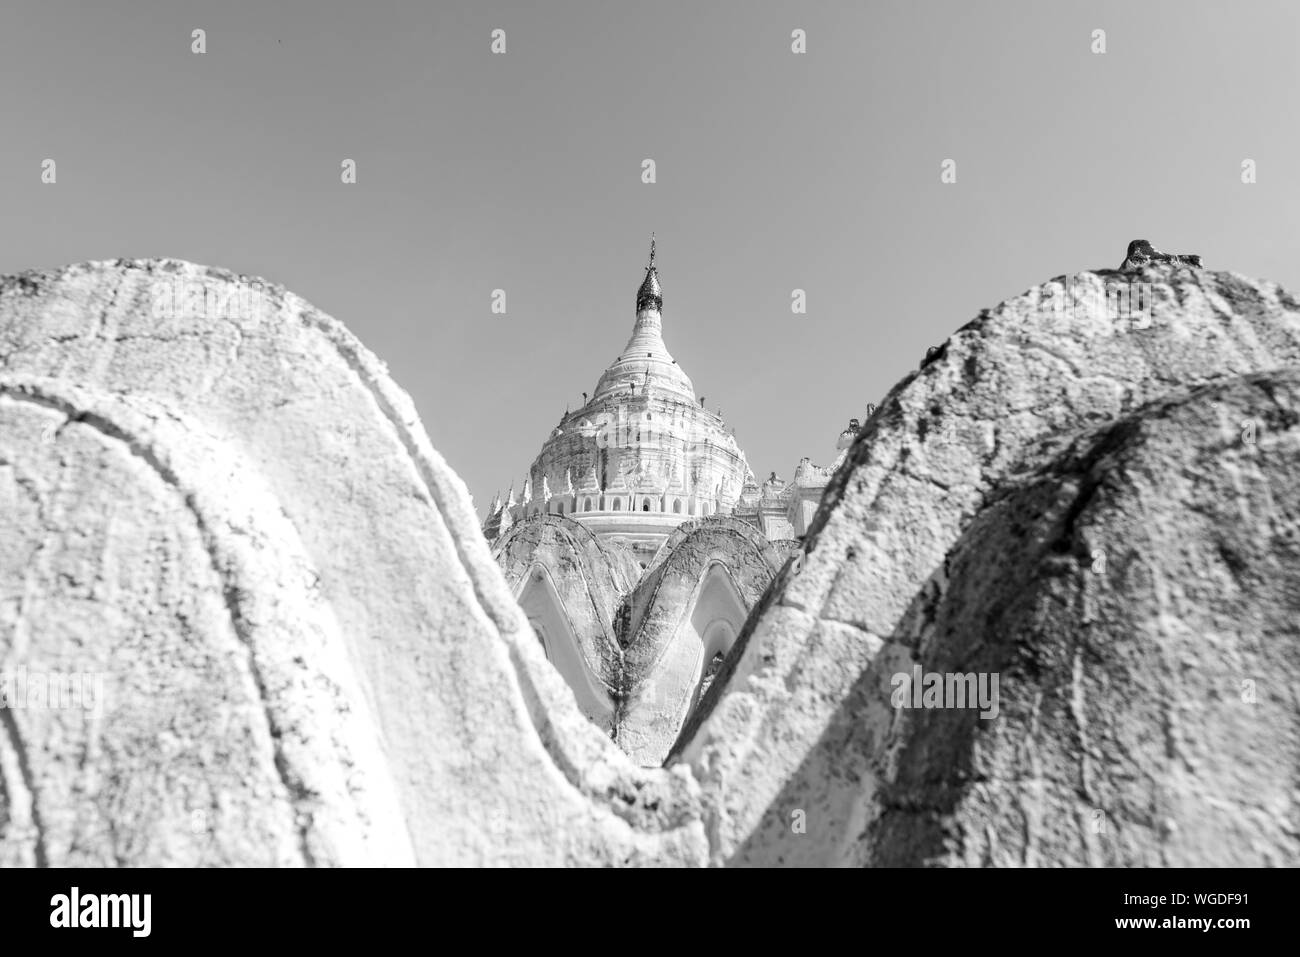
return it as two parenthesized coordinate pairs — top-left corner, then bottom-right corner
(678, 257), (1300, 865)
(0, 258), (711, 867)
(615, 515), (784, 765)
(0, 376), (412, 865)
(642, 514), (784, 580)
(491, 514), (632, 719)
(492, 511), (642, 595)
(17, 253), (1300, 867)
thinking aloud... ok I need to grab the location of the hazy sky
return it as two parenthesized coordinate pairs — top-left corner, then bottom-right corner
(3, 1), (1297, 517)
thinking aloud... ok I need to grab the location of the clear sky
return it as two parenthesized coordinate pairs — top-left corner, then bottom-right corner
(3, 1), (1297, 517)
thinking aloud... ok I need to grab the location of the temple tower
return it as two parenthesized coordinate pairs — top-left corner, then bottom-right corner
(484, 238), (755, 562)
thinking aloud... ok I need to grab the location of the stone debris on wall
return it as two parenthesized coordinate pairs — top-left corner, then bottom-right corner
(2, 247), (1298, 866)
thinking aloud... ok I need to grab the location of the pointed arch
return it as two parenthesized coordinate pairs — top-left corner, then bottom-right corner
(516, 565), (616, 732)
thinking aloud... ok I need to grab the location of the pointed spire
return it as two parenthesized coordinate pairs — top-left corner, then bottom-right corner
(505, 483), (517, 509)
(672, 453), (687, 491)
(590, 237), (695, 403)
(607, 457), (630, 490)
(489, 490), (502, 515)
(522, 476), (533, 505)
(541, 474), (552, 501)
(636, 233), (662, 313)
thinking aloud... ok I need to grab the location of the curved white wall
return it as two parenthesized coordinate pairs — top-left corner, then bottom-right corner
(517, 566), (616, 733)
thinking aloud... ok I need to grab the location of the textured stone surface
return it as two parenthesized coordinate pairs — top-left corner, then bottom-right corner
(0, 260), (707, 866)
(681, 259), (1300, 866)
(0, 382), (410, 866)
(4, 255), (1299, 867)
(869, 370), (1300, 866)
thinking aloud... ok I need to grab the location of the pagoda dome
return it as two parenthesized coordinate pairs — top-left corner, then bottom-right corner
(498, 237), (751, 556)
